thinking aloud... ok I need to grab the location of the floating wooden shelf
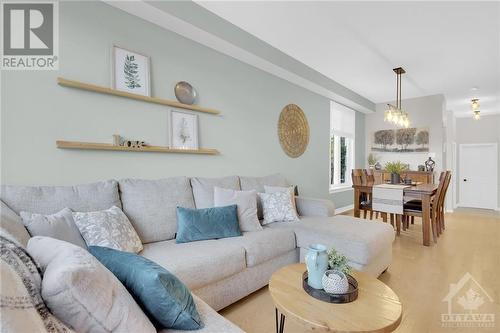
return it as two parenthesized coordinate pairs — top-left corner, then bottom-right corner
(56, 140), (219, 155)
(57, 77), (220, 115)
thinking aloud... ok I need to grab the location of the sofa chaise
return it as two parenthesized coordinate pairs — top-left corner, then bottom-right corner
(1, 174), (395, 332)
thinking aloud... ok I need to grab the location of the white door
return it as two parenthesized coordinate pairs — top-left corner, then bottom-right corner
(459, 143), (498, 209)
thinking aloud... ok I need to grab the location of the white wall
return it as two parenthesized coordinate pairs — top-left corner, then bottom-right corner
(365, 94), (446, 178)
(454, 114), (500, 209)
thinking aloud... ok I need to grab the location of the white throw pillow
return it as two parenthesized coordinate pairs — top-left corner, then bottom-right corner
(73, 206), (143, 253)
(214, 187), (262, 232)
(27, 236), (156, 333)
(264, 185), (298, 215)
(20, 208), (87, 248)
(258, 191), (300, 225)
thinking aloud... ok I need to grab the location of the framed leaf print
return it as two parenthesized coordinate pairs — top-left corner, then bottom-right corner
(169, 110), (199, 150)
(112, 45), (150, 96)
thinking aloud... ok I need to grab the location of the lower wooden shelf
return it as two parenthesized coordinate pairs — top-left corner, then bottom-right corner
(56, 140), (219, 155)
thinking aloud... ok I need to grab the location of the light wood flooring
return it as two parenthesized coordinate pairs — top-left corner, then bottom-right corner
(220, 208), (500, 333)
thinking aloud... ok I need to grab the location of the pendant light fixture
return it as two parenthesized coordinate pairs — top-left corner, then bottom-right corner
(384, 67), (410, 128)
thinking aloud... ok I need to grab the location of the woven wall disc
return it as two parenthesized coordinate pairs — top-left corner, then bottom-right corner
(278, 104), (310, 158)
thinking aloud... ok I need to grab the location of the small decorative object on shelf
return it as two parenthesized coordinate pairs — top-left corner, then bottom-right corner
(418, 165), (425, 171)
(322, 270), (349, 294)
(425, 157), (435, 172)
(174, 81), (197, 105)
(122, 140), (146, 149)
(112, 134), (121, 146)
(374, 161), (382, 170)
(305, 244), (328, 289)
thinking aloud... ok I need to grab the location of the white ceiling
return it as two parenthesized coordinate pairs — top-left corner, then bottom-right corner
(197, 1), (500, 117)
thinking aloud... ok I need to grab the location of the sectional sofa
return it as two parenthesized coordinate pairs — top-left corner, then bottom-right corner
(1, 174), (395, 332)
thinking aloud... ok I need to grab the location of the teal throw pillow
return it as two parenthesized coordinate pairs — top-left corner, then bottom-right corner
(176, 205), (241, 243)
(89, 246), (202, 330)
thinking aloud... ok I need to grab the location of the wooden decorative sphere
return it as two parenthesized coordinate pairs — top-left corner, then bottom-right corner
(278, 104), (310, 158)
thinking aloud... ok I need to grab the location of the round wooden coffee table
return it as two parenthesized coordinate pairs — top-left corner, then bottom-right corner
(269, 263), (402, 333)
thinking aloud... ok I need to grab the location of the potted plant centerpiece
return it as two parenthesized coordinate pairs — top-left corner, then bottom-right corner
(384, 161), (408, 184)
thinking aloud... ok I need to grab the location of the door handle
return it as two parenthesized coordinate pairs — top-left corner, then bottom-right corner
(463, 179), (467, 182)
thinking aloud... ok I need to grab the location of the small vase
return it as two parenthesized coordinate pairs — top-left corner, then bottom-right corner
(305, 244), (328, 289)
(322, 270), (349, 294)
(391, 173), (401, 184)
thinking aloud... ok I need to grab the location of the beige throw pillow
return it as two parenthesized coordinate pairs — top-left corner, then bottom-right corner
(73, 206), (143, 253)
(214, 187), (262, 232)
(27, 236), (155, 333)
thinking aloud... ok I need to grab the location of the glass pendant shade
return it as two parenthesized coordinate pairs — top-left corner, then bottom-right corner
(384, 67), (411, 127)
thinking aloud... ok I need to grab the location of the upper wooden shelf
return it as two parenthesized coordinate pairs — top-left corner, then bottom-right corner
(57, 77), (220, 115)
(56, 140), (219, 155)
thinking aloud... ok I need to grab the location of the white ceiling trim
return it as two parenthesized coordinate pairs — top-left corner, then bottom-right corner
(103, 0), (374, 114)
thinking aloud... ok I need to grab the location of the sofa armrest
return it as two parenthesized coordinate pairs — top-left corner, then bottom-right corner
(295, 196), (335, 217)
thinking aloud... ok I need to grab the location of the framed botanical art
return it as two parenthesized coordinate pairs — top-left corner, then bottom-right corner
(169, 110), (199, 149)
(112, 45), (150, 96)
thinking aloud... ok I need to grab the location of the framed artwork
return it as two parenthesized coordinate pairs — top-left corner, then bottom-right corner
(112, 45), (150, 96)
(169, 110), (199, 149)
(370, 127), (429, 153)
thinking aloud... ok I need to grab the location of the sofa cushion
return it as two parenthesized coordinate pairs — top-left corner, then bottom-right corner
(1, 200), (30, 248)
(214, 187), (262, 232)
(265, 215), (395, 266)
(220, 228), (296, 267)
(20, 208), (87, 249)
(90, 246), (202, 330)
(160, 295), (244, 333)
(140, 239), (246, 290)
(191, 176), (240, 209)
(0, 180), (121, 215)
(119, 177), (195, 243)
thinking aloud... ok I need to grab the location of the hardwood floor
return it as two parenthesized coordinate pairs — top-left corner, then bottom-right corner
(220, 208), (500, 333)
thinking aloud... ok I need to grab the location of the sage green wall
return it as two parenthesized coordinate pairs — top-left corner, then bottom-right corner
(0, 1), (365, 208)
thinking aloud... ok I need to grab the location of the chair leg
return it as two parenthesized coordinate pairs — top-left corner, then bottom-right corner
(382, 212), (387, 222)
(369, 210), (374, 220)
(390, 214), (394, 227)
(376, 212), (380, 219)
(363, 210), (367, 219)
(402, 215), (407, 231)
(396, 215), (401, 236)
(431, 209), (438, 243)
(411, 216), (415, 225)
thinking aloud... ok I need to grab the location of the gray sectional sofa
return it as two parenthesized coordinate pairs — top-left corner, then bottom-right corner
(1, 174), (395, 332)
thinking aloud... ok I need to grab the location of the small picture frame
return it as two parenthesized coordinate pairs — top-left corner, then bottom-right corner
(112, 45), (151, 96)
(169, 110), (199, 149)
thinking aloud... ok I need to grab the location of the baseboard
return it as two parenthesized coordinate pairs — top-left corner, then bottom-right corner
(335, 204), (354, 215)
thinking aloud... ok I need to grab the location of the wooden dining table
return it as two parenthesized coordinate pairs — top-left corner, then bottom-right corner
(352, 181), (439, 246)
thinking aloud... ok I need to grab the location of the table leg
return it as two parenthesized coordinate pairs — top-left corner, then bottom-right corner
(395, 214), (401, 235)
(280, 313), (285, 333)
(354, 189), (361, 218)
(275, 308), (285, 333)
(275, 308), (278, 333)
(422, 194), (431, 246)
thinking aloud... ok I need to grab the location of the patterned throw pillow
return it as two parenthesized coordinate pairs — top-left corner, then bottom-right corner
(73, 206), (143, 253)
(258, 191), (300, 225)
(0, 231), (73, 333)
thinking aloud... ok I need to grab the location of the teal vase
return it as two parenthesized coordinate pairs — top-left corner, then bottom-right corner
(305, 244), (328, 289)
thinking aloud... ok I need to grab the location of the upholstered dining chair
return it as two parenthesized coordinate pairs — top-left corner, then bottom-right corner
(403, 171), (450, 242)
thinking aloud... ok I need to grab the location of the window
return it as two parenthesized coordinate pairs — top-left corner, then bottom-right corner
(330, 101), (355, 191)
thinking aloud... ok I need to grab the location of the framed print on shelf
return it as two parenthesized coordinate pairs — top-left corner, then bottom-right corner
(112, 45), (150, 96)
(169, 110), (199, 150)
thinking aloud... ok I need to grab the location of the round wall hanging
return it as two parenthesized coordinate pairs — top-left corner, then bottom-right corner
(278, 104), (310, 158)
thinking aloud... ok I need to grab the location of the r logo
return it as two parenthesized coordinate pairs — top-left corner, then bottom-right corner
(3, 3), (54, 55)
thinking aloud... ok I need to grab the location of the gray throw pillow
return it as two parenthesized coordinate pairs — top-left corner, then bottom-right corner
(1, 200), (31, 248)
(20, 208), (86, 248)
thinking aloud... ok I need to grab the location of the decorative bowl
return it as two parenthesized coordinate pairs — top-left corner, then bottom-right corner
(174, 81), (197, 105)
(322, 270), (349, 294)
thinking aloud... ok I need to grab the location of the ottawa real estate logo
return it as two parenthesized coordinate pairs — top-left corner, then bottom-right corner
(441, 272), (495, 328)
(1, 1), (58, 70)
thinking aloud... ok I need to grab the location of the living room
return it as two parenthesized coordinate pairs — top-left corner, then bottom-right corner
(1, 1), (499, 333)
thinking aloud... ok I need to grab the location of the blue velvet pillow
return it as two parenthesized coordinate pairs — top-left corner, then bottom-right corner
(88, 246), (203, 330)
(176, 205), (241, 243)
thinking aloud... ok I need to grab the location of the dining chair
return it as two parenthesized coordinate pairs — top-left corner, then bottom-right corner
(437, 172), (452, 233)
(352, 169), (372, 219)
(363, 169), (379, 220)
(403, 171), (448, 243)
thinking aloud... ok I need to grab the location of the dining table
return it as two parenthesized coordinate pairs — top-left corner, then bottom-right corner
(352, 181), (439, 246)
